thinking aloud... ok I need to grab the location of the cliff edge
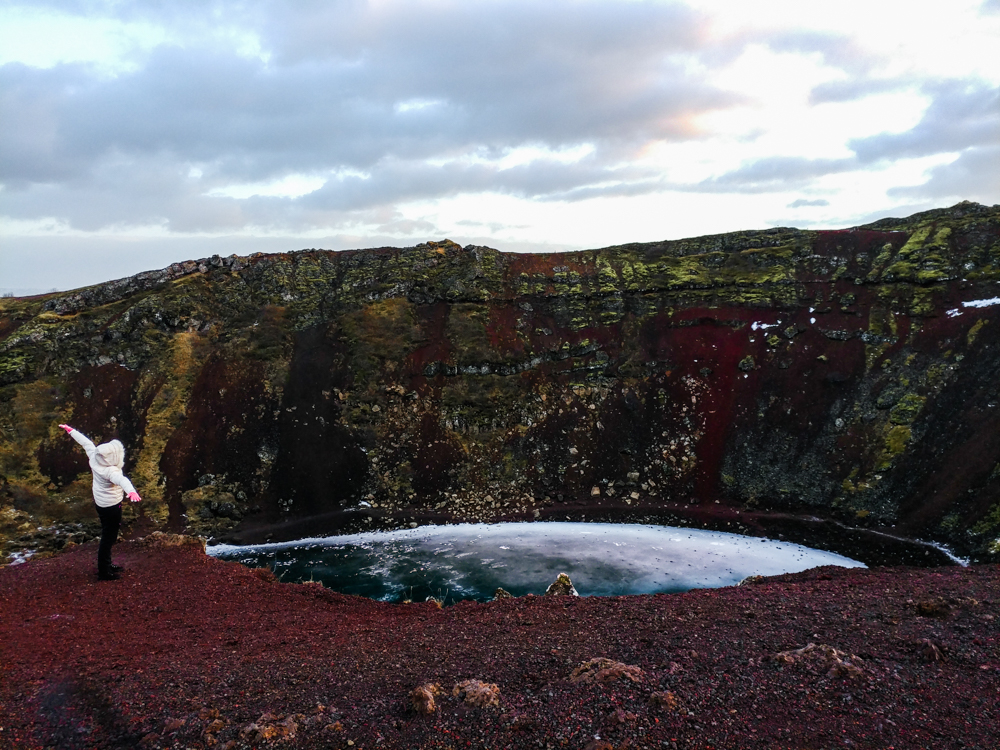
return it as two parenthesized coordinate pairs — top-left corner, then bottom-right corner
(2, 201), (1000, 563)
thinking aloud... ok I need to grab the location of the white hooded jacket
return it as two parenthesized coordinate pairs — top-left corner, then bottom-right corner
(69, 429), (137, 507)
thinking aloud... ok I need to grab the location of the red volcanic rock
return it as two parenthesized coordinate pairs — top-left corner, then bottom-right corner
(4, 202), (1000, 568)
(1, 541), (998, 749)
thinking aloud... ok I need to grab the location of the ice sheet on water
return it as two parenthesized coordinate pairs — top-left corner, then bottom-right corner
(210, 522), (865, 603)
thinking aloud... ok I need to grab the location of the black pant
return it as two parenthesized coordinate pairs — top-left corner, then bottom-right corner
(95, 502), (122, 575)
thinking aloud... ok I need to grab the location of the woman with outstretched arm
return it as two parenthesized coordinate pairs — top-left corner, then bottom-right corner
(59, 424), (142, 581)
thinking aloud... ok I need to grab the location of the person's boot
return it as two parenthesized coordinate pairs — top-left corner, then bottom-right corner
(110, 564), (123, 574)
(97, 568), (120, 581)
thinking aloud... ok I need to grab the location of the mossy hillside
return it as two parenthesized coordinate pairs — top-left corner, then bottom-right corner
(2, 202), (1000, 563)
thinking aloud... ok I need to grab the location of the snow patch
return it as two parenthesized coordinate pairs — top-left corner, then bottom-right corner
(7, 550), (34, 566)
(962, 297), (1000, 309)
(946, 309), (962, 318)
(751, 321), (779, 331)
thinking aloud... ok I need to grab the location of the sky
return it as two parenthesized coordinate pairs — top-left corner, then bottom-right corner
(1, 0), (998, 294)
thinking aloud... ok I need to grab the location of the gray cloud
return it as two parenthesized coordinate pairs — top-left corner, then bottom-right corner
(1, 0), (746, 232)
(691, 78), (998, 197)
(692, 156), (855, 193)
(808, 76), (917, 105)
(787, 198), (829, 208)
(849, 80), (999, 162)
(765, 30), (876, 75)
(889, 145), (1000, 202)
(2, 0), (997, 242)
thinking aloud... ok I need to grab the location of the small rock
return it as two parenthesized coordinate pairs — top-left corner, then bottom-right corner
(163, 718), (186, 733)
(773, 643), (864, 678)
(570, 658), (644, 684)
(453, 679), (501, 708)
(916, 638), (946, 662)
(205, 719), (225, 734)
(545, 572), (579, 596)
(649, 691), (679, 711)
(410, 683), (441, 714)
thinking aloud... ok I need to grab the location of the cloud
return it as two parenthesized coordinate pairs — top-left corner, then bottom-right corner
(808, 76), (917, 105)
(888, 145), (1000, 202)
(0, 0), (748, 233)
(692, 156), (855, 193)
(787, 198), (829, 208)
(684, 77), (997, 197)
(1, 0), (998, 268)
(764, 29), (875, 75)
(849, 80), (999, 162)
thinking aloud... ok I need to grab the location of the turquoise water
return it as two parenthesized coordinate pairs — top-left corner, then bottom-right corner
(208, 522), (864, 604)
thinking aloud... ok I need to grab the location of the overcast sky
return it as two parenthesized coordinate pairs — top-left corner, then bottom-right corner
(2, 0), (998, 294)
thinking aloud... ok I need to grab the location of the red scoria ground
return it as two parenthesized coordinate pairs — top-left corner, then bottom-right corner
(0, 536), (998, 750)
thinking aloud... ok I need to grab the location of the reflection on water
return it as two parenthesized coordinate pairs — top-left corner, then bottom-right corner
(208, 522), (864, 603)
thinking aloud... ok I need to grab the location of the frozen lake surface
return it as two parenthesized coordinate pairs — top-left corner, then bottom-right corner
(209, 522), (864, 603)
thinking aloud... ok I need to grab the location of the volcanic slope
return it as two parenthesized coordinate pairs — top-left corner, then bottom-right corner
(2, 201), (1000, 562)
(0, 537), (998, 750)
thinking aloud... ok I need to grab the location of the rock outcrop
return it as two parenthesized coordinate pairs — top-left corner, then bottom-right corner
(2, 201), (1000, 563)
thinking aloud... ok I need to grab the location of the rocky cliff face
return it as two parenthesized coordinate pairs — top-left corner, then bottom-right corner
(3, 201), (999, 564)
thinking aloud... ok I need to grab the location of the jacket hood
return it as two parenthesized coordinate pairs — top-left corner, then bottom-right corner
(95, 440), (125, 469)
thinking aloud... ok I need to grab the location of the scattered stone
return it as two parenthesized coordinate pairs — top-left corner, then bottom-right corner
(163, 717), (186, 733)
(738, 355), (755, 372)
(545, 572), (579, 596)
(916, 638), (946, 662)
(493, 587), (513, 600)
(570, 658), (644, 685)
(608, 707), (638, 724)
(452, 679), (501, 708)
(501, 711), (535, 730)
(738, 575), (765, 586)
(914, 597), (951, 618)
(649, 690), (680, 711)
(410, 683), (441, 714)
(773, 643), (865, 678)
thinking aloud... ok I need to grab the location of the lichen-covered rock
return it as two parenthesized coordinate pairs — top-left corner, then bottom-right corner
(2, 202), (1000, 564)
(409, 683), (440, 714)
(772, 643), (865, 679)
(545, 572), (579, 596)
(452, 679), (500, 708)
(570, 658), (644, 685)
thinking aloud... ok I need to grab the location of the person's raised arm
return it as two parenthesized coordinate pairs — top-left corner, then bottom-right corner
(60, 424), (97, 458)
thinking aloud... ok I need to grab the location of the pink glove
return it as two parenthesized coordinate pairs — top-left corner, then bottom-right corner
(59, 424), (74, 434)
(127, 492), (142, 503)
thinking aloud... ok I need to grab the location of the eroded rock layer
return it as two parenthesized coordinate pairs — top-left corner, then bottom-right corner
(2, 201), (999, 562)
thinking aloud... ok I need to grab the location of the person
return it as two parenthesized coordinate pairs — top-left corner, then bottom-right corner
(59, 424), (142, 581)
